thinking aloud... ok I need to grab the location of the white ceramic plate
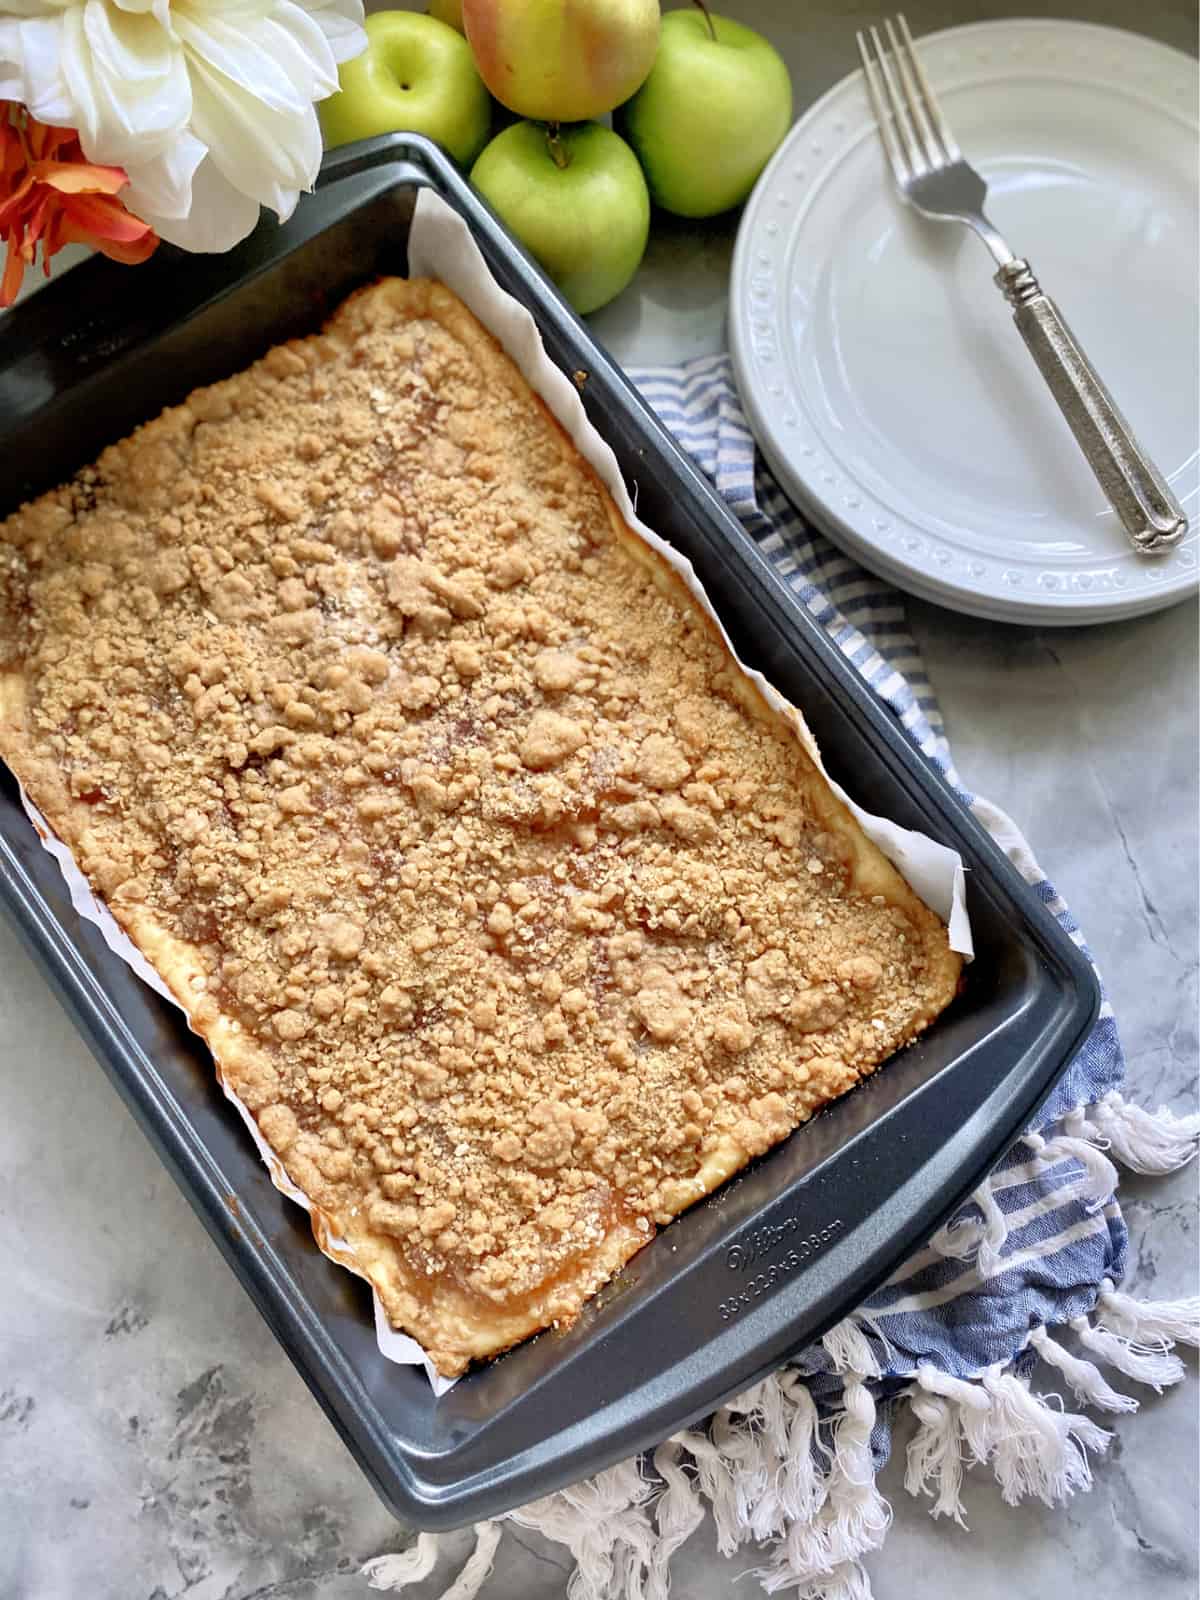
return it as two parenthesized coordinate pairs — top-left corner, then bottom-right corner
(729, 19), (1199, 626)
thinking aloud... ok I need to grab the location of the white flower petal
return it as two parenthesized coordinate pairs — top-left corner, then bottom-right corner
(83, 1), (167, 86)
(260, 5), (340, 100)
(175, 0), (274, 18)
(59, 5), (105, 147)
(69, 1), (189, 169)
(0, 15), (75, 124)
(83, 9), (189, 138)
(189, 50), (320, 209)
(174, 8), (316, 115)
(94, 0), (176, 40)
(120, 127), (206, 222)
(299, 0), (365, 66)
(142, 152), (261, 251)
(0, 0), (67, 20)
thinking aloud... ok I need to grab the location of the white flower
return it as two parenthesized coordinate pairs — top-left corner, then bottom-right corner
(0, 0), (366, 252)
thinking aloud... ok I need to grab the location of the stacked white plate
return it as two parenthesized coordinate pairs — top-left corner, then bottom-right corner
(729, 19), (1199, 626)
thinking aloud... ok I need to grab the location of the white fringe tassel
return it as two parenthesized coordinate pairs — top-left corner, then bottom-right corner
(773, 1373), (826, 1527)
(1026, 1324), (1138, 1414)
(911, 1365), (995, 1471)
(978, 1366), (1110, 1507)
(1089, 1092), (1200, 1174)
(1071, 1315), (1185, 1391)
(508, 1461), (660, 1600)
(822, 1314), (883, 1381)
(824, 1374), (892, 1561)
(1096, 1278), (1200, 1347)
(363, 1524), (500, 1598)
(1068, 1281), (1200, 1393)
(361, 1095), (1199, 1600)
(755, 1367), (890, 1596)
(363, 1532), (441, 1592)
(903, 1361), (1106, 1525)
(649, 1438), (705, 1589)
(905, 1389), (966, 1525)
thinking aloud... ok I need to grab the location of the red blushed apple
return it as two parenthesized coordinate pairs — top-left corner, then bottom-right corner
(463, 0), (660, 123)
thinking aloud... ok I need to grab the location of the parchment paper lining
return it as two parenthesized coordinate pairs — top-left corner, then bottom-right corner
(15, 188), (971, 1394)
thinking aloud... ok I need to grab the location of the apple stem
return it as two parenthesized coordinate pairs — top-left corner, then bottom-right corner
(692, 0), (717, 42)
(545, 123), (571, 170)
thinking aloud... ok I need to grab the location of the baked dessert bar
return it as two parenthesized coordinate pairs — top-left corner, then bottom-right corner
(0, 278), (960, 1376)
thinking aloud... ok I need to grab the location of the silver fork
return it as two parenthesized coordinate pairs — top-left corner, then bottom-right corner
(857, 16), (1187, 555)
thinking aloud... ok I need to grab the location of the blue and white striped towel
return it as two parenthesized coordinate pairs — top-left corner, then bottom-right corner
(365, 357), (1199, 1600)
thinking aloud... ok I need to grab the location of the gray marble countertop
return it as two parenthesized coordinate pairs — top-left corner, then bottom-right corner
(1, 3), (1196, 1597)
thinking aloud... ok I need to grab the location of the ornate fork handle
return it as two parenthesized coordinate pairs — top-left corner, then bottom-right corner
(995, 261), (1187, 554)
(858, 16), (1189, 556)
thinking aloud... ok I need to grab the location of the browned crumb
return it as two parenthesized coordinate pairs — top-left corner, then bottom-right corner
(0, 278), (960, 1375)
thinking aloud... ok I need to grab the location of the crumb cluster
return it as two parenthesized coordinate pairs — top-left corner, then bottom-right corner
(0, 278), (959, 1373)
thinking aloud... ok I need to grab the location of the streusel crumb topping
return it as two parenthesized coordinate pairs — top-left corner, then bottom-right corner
(0, 279), (959, 1373)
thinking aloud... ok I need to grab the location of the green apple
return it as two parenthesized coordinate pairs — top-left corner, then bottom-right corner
(428, 0), (464, 31)
(463, 0), (659, 123)
(320, 11), (491, 166)
(471, 122), (649, 316)
(618, 7), (793, 217)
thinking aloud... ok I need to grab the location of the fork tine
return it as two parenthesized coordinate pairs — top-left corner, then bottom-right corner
(897, 13), (962, 162)
(856, 29), (910, 185)
(868, 24), (927, 178)
(884, 17), (940, 169)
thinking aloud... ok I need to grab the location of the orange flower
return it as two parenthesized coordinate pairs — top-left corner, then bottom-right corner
(0, 102), (158, 308)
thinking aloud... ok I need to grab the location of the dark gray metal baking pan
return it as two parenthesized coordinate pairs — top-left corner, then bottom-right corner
(0, 133), (1099, 1528)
